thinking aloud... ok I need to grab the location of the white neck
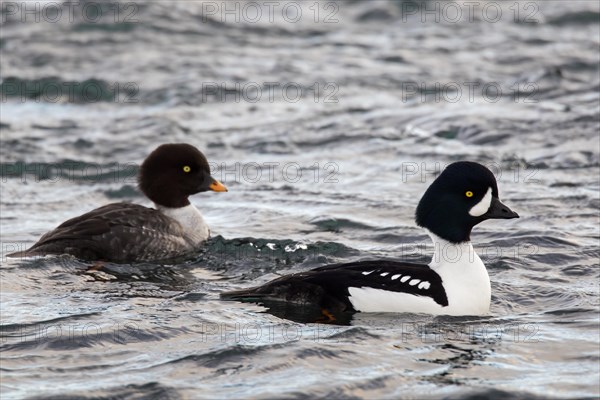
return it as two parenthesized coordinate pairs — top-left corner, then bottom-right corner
(426, 231), (491, 315)
(428, 232), (477, 271)
(156, 203), (210, 246)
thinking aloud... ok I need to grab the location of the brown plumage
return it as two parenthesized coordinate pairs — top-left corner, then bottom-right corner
(8, 143), (227, 263)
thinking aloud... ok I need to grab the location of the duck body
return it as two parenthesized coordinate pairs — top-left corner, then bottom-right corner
(223, 235), (490, 316)
(10, 203), (209, 263)
(222, 161), (518, 317)
(8, 143), (227, 263)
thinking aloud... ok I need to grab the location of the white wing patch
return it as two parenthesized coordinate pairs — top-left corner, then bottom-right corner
(469, 187), (493, 217)
(400, 276), (411, 283)
(362, 270), (374, 276)
(380, 272), (389, 277)
(418, 281), (431, 290)
(409, 279), (420, 286)
(391, 274), (401, 280)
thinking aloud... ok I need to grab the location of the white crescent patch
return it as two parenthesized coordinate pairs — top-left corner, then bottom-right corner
(469, 187), (492, 217)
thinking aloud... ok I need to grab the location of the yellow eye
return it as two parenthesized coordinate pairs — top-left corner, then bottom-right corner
(465, 191), (474, 198)
(183, 166), (191, 173)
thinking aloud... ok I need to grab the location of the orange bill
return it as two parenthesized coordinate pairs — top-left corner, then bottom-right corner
(209, 179), (228, 192)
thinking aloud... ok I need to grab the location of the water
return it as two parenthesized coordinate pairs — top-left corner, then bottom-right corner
(1, 1), (599, 398)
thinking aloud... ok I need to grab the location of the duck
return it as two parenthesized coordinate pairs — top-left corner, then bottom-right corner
(8, 143), (227, 263)
(221, 161), (518, 318)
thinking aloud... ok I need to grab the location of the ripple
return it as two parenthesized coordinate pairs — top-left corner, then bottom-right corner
(27, 382), (181, 400)
(307, 217), (375, 232)
(161, 343), (287, 369)
(548, 11), (600, 26)
(1, 1), (599, 398)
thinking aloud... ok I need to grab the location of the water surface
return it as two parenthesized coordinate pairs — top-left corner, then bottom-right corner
(1, 1), (599, 399)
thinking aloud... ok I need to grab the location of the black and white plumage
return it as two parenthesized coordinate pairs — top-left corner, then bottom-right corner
(223, 260), (448, 312)
(222, 161), (519, 317)
(8, 143), (227, 263)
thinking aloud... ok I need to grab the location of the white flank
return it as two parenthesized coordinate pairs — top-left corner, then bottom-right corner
(469, 187), (492, 217)
(348, 287), (442, 314)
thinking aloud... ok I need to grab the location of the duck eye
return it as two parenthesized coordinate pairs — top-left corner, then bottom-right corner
(465, 191), (474, 198)
(183, 166), (191, 173)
